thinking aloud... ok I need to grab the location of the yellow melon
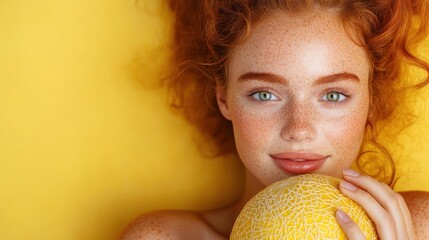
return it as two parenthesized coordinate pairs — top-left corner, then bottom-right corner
(230, 174), (378, 239)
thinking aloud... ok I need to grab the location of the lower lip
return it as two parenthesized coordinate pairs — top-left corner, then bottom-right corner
(273, 157), (327, 174)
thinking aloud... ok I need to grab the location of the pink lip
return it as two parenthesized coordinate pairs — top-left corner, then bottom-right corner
(271, 152), (328, 174)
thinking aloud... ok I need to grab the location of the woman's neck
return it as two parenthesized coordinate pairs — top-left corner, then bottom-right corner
(229, 169), (266, 223)
(200, 169), (266, 237)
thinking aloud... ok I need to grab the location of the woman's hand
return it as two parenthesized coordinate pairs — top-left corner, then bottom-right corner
(335, 169), (416, 240)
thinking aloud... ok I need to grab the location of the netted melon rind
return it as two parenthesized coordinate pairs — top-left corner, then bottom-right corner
(230, 174), (378, 240)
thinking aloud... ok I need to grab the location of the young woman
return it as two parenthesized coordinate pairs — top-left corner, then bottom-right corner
(121, 0), (429, 239)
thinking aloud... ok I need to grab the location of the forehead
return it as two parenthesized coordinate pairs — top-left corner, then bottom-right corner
(228, 10), (370, 82)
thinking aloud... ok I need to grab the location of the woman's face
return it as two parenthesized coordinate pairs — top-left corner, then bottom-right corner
(217, 10), (370, 186)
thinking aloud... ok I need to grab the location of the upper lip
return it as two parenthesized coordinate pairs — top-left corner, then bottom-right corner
(270, 152), (328, 161)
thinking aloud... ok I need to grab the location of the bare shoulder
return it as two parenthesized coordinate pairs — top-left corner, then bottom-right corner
(119, 210), (227, 240)
(399, 191), (429, 239)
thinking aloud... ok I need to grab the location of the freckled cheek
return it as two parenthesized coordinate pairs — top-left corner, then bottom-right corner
(324, 107), (368, 162)
(229, 105), (275, 153)
(231, 112), (264, 144)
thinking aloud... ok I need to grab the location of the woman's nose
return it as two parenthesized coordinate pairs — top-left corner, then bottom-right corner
(280, 99), (316, 142)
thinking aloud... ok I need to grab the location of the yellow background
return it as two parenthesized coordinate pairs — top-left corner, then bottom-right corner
(0, 1), (427, 239)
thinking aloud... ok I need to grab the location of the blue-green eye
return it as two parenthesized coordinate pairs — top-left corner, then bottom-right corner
(323, 91), (346, 102)
(251, 91), (278, 101)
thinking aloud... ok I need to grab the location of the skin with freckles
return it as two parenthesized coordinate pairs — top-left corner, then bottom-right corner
(120, 8), (429, 240)
(120, 211), (226, 240)
(217, 10), (370, 186)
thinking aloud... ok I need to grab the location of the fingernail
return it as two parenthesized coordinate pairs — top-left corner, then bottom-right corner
(340, 180), (358, 191)
(336, 209), (351, 223)
(343, 168), (360, 177)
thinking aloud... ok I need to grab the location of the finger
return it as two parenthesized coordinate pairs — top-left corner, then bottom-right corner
(396, 193), (416, 239)
(339, 180), (397, 239)
(342, 170), (409, 239)
(379, 184), (415, 239)
(336, 209), (366, 240)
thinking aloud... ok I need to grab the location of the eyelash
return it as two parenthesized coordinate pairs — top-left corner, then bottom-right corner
(247, 88), (351, 104)
(247, 89), (278, 101)
(321, 88), (351, 105)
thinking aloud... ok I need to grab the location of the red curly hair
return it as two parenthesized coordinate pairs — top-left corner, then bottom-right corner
(165, 0), (429, 186)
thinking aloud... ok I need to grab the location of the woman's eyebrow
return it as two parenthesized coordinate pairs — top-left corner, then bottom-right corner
(237, 72), (360, 85)
(313, 72), (360, 86)
(237, 72), (287, 84)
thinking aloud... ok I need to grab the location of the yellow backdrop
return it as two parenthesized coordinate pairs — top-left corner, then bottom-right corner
(0, 1), (428, 239)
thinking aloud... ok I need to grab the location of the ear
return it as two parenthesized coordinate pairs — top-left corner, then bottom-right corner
(367, 93), (374, 121)
(216, 85), (231, 120)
